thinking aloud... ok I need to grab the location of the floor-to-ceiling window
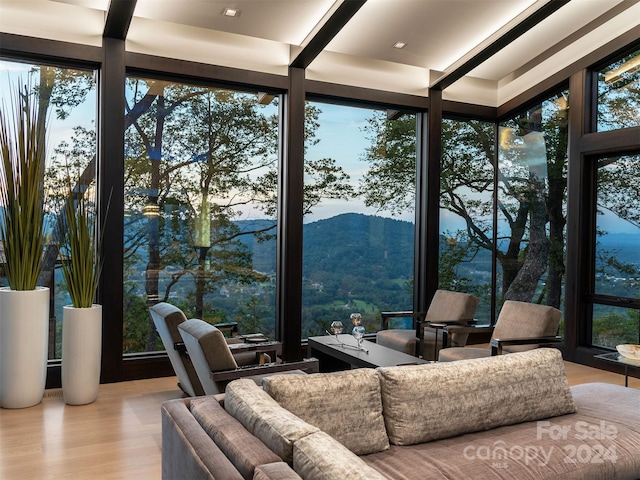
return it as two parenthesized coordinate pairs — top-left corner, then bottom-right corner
(301, 103), (416, 336)
(587, 47), (640, 347)
(592, 154), (640, 347)
(496, 91), (569, 322)
(122, 76), (280, 353)
(3, 32), (637, 383)
(0, 59), (97, 360)
(440, 118), (495, 322)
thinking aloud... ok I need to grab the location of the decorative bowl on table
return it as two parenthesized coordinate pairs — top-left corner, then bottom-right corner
(616, 344), (640, 359)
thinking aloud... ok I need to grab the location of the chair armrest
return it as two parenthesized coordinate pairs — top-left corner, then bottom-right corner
(442, 325), (494, 348)
(490, 336), (563, 355)
(227, 341), (283, 356)
(419, 318), (478, 326)
(418, 318), (478, 336)
(380, 311), (426, 330)
(444, 325), (494, 335)
(210, 358), (320, 382)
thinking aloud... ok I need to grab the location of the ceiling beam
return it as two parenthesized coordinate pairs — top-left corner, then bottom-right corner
(430, 0), (571, 91)
(290, 0), (366, 69)
(103, 0), (137, 40)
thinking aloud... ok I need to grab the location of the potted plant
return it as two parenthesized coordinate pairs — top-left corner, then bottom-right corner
(0, 84), (49, 409)
(57, 175), (105, 405)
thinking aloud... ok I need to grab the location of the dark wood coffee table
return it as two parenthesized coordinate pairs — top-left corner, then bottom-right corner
(308, 334), (431, 371)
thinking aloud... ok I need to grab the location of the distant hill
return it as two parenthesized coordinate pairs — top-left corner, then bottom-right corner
(238, 215), (639, 276)
(237, 213), (415, 279)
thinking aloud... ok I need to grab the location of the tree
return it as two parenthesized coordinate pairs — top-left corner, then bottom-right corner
(361, 98), (570, 310)
(123, 79), (354, 350)
(235, 294), (269, 335)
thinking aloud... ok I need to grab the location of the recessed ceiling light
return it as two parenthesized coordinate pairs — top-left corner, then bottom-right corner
(223, 7), (239, 17)
(392, 42), (407, 49)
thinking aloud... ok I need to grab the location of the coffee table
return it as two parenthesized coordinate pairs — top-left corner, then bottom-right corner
(594, 351), (640, 387)
(308, 334), (430, 371)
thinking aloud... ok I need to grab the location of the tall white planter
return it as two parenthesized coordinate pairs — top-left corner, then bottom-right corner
(62, 305), (102, 405)
(0, 287), (50, 409)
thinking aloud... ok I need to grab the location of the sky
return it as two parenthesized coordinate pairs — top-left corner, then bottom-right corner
(304, 101), (415, 224)
(2, 59), (636, 238)
(0, 60), (97, 170)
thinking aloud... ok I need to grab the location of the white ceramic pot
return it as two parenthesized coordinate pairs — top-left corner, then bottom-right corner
(62, 304), (102, 405)
(0, 287), (50, 409)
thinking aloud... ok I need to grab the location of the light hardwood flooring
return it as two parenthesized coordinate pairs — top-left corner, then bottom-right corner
(1, 363), (637, 480)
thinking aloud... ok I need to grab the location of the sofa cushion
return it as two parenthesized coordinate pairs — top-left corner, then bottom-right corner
(225, 379), (319, 464)
(293, 431), (388, 480)
(377, 348), (576, 445)
(161, 399), (244, 480)
(263, 369), (389, 455)
(190, 396), (281, 479)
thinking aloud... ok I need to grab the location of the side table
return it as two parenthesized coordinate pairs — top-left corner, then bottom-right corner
(594, 352), (640, 387)
(416, 319), (483, 361)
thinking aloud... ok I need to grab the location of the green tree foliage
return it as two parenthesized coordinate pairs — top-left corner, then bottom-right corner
(360, 112), (417, 214)
(592, 309), (639, 348)
(235, 294), (268, 335)
(360, 100), (571, 309)
(597, 50), (640, 131)
(123, 79), (355, 350)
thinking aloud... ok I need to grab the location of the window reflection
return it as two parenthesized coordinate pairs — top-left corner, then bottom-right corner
(497, 93), (568, 317)
(123, 78), (279, 353)
(440, 119), (495, 322)
(597, 49), (640, 132)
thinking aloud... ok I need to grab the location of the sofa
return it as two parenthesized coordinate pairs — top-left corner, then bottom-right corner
(161, 349), (640, 479)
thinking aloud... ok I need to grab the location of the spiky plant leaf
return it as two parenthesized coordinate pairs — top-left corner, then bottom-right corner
(58, 188), (101, 308)
(0, 84), (47, 291)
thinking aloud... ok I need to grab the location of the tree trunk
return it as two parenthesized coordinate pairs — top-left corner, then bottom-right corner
(195, 246), (208, 319)
(545, 110), (568, 309)
(505, 179), (550, 301)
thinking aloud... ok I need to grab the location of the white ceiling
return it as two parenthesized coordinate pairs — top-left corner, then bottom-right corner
(1, 0), (638, 106)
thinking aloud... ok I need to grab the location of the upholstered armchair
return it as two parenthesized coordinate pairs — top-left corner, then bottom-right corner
(178, 319), (319, 395)
(438, 300), (563, 362)
(376, 290), (480, 360)
(149, 302), (204, 396)
(149, 302), (282, 396)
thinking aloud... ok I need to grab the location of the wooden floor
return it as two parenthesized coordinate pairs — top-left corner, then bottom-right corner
(0, 363), (637, 480)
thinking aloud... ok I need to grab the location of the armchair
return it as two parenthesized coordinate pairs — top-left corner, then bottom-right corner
(149, 302), (203, 396)
(376, 290), (479, 360)
(438, 300), (563, 362)
(149, 301), (279, 396)
(178, 319), (319, 395)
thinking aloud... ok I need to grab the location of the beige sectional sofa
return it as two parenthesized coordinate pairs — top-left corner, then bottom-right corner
(161, 349), (640, 479)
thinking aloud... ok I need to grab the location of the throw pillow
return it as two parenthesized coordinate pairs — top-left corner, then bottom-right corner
(263, 369), (389, 455)
(377, 348), (576, 445)
(293, 431), (388, 480)
(224, 379), (319, 464)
